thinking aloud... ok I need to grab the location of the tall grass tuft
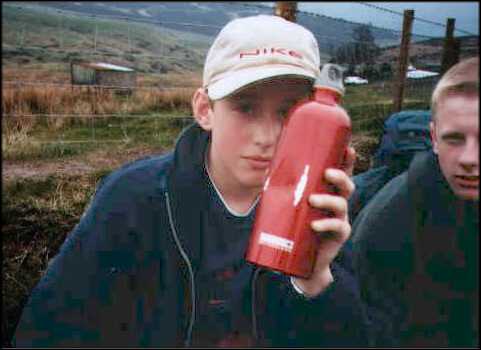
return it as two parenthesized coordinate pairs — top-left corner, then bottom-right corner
(2, 82), (195, 146)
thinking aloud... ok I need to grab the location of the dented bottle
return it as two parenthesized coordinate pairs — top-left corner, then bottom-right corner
(245, 64), (351, 278)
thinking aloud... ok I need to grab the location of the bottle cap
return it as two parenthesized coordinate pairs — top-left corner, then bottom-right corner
(314, 63), (345, 96)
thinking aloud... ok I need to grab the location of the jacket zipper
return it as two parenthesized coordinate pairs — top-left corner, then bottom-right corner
(164, 191), (196, 347)
(251, 267), (262, 344)
(166, 190), (263, 346)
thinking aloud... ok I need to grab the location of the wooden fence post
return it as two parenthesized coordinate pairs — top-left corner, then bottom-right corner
(392, 9), (414, 113)
(275, 2), (297, 22)
(441, 18), (460, 75)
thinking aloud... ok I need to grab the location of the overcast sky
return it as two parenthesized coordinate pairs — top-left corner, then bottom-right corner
(294, 2), (479, 38)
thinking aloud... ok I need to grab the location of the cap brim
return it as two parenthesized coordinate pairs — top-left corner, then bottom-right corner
(207, 65), (317, 100)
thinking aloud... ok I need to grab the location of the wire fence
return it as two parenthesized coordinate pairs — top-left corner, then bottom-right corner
(2, 2), (478, 148)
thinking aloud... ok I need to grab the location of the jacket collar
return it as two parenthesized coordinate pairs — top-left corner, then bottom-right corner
(408, 150), (479, 289)
(166, 122), (211, 270)
(409, 150), (478, 211)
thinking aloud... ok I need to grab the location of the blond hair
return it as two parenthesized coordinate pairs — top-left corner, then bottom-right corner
(431, 56), (479, 119)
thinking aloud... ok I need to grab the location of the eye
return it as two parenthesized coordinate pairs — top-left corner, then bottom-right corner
(238, 103), (254, 114)
(229, 100), (255, 116)
(443, 134), (465, 145)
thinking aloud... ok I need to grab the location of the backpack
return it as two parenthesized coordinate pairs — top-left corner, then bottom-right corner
(372, 110), (432, 169)
(349, 110), (432, 224)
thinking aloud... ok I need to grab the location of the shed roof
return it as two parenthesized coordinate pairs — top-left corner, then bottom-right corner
(407, 69), (439, 79)
(74, 62), (134, 72)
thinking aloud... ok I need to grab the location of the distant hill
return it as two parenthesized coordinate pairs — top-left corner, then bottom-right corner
(29, 2), (406, 46)
(29, 2), (441, 46)
(379, 35), (479, 70)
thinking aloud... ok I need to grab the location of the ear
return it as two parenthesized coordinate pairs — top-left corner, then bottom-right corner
(430, 121), (439, 154)
(192, 88), (213, 131)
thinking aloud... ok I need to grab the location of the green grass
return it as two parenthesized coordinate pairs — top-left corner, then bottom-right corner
(343, 83), (431, 138)
(2, 113), (192, 162)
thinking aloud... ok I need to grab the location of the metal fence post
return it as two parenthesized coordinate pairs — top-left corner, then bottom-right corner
(94, 23), (98, 53)
(274, 2), (297, 22)
(392, 9), (414, 113)
(441, 18), (460, 75)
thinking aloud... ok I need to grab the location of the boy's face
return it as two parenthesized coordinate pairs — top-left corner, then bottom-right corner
(204, 78), (311, 193)
(431, 93), (479, 201)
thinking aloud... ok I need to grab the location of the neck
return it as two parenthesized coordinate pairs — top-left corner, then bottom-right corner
(205, 153), (260, 215)
(210, 166), (260, 214)
(222, 189), (260, 215)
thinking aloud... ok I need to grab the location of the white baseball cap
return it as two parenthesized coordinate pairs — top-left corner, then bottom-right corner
(203, 15), (321, 100)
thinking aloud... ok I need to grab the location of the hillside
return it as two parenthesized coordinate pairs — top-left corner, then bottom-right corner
(378, 35), (479, 70)
(29, 2), (403, 46)
(30, 2), (439, 47)
(2, 2), (212, 74)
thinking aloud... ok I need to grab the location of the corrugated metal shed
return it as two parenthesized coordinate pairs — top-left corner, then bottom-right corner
(70, 61), (136, 93)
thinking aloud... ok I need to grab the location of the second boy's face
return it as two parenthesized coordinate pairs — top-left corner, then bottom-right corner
(431, 93), (479, 201)
(208, 78), (311, 193)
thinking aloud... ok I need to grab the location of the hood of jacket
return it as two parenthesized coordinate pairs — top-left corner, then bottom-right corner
(166, 122), (211, 271)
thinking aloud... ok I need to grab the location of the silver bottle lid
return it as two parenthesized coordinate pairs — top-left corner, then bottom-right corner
(314, 63), (345, 96)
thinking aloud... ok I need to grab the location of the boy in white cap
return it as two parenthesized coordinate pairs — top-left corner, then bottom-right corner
(14, 15), (368, 347)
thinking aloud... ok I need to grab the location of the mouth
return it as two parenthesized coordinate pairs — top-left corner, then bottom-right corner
(243, 156), (272, 169)
(454, 175), (479, 188)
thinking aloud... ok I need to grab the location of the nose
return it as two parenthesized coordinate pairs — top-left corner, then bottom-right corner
(253, 111), (283, 149)
(459, 138), (479, 173)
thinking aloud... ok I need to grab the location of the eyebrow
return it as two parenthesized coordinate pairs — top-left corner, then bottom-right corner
(230, 93), (257, 102)
(227, 96), (305, 111)
(231, 89), (309, 102)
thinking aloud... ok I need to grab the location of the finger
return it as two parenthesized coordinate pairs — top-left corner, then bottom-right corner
(309, 193), (348, 219)
(310, 218), (351, 243)
(324, 168), (356, 199)
(341, 146), (356, 177)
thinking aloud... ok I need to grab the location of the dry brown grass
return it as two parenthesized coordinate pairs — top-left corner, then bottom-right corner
(2, 84), (195, 117)
(138, 71), (202, 88)
(2, 72), (196, 136)
(2, 66), (70, 82)
(1, 84), (195, 162)
(2, 67), (197, 163)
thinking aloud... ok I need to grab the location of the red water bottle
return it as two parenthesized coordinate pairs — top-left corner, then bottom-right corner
(245, 64), (351, 278)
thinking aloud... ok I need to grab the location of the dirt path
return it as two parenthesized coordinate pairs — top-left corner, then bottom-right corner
(2, 146), (166, 182)
(2, 135), (379, 183)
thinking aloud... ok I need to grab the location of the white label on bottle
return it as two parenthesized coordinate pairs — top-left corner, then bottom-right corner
(293, 165), (309, 206)
(259, 231), (294, 252)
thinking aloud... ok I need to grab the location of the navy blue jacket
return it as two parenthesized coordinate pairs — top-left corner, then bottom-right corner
(14, 123), (369, 347)
(352, 151), (479, 347)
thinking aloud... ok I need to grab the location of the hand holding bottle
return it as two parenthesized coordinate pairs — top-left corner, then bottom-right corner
(291, 146), (356, 297)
